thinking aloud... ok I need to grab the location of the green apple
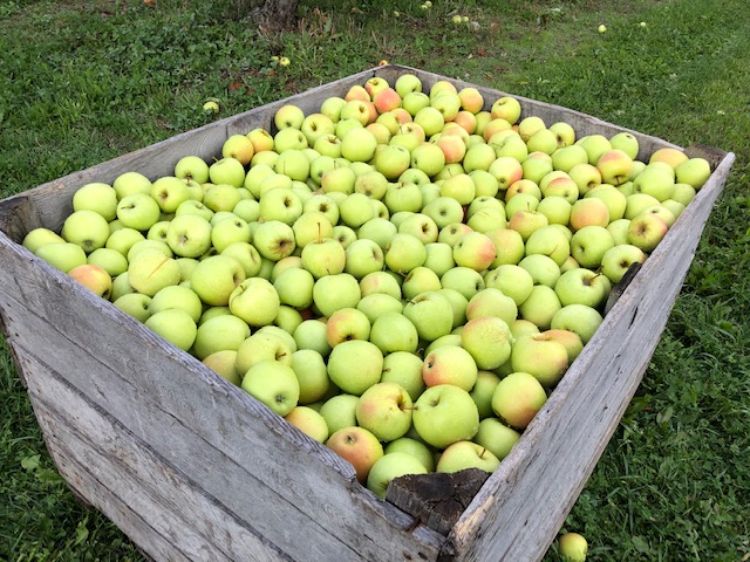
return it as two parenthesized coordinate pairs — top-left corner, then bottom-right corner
(228, 277), (279, 326)
(150, 176), (191, 212)
(511, 334), (568, 386)
(242, 360), (299, 416)
(370, 312), (419, 354)
(519, 285), (561, 329)
(128, 250), (180, 296)
(113, 171), (152, 198)
(413, 385), (479, 448)
(492, 371), (547, 429)
(253, 220), (296, 261)
(356, 382), (413, 442)
(86, 248), (127, 276)
(61, 210), (110, 252)
(609, 132), (639, 159)
(423, 242), (456, 276)
(73, 183), (118, 221)
(441, 266), (485, 300)
(114, 293), (152, 322)
(403, 291), (453, 341)
(293, 319), (331, 357)
(320, 394), (358, 435)
(274, 104), (305, 129)
(285, 406), (329, 443)
(148, 284), (202, 322)
(402, 266), (441, 300)
(519, 254), (560, 287)
(357, 294), (403, 323)
(422, 345), (478, 390)
(571, 226), (614, 268)
(452, 231), (497, 271)
(326, 307), (371, 346)
(486, 228), (525, 266)
(175, 155), (210, 184)
(235, 332), (293, 375)
(475, 418), (520, 460)
(385, 233), (426, 273)
(144, 308), (197, 351)
(437, 441), (500, 474)
(551, 304), (603, 343)
(538, 329), (583, 363)
(559, 532), (588, 562)
(461, 316), (513, 370)
(596, 149), (633, 186)
(360, 271), (402, 299)
(203, 184), (242, 212)
(22, 228), (65, 253)
(601, 244), (646, 283)
(313, 273), (361, 317)
(627, 213), (668, 251)
(192, 314), (250, 359)
(380, 352), (425, 401)
(484, 264), (533, 306)
(385, 438), (434, 472)
(290, 349), (330, 404)
(576, 134), (612, 165)
(190, 255), (245, 306)
(554, 268), (609, 308)
(327, 340), (383, 395)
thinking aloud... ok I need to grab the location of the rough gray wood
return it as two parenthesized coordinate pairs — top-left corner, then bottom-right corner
(0, 65), (735, 562)
(445, 152), (735, 562)
(0, 239), (444, 561)
(19, 351), (288, 562)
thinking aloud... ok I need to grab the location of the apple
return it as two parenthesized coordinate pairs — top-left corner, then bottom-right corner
(625, 193), (661, 219)
(551, 304), (603, 343)
(463, 143), (496, 173)
(675, 157), (711, 188)
(114, 293), (151, 322)
(126, 250), (180, 296)
(422, 345), (478, 390)
(385, 438), (434, 472)
(327, 426), (384, 483)
(475, 418), (520, 461)
(519, 285), (561, 329)
(191, 313), (249, 359)
(325, 307), (370, 346)
(491, 371), (547, 429)
(672, 183), (697, 206)
(285, 406), (329, 443)
(384, 233), (426, 273)
(461, 316), (513, 369)
(437, 440), (500, 474)
(414, 106), (445, 136)
(72, 183), (118, 221)
(287, 349), (330, 404)
(483, 228), (524, 267)
(395, 74), (422, 97)
(559, 532), (588, 562)
(222, 134), (254, 166)
(235, 332), (293, 376)
(511, 334), (568, 386)
(274, 104), (305, 129)
(203, 349), (241, 385)
(510, 319), (540, 339)
(521, 152), (554, 184)
(609, 132), (639, 159)
(554, 268), (609, 308)
(484, 264), (533, 306)
(380, 351), (425, 401)
(22, 228), (66, 254)
(413, 385), (479, 448)
(252, 220), (296, 261)
(293, 319), (331, 357)
(113, 171), (152, 198)
(145, 309), (197, 351)
(441, 266), (485, 300)
(68, 263), (112, 298)
(86, 248), (127, 277)
(570, 226), (614, 268)
(227, 277), (279, 326)
(60, 210), (109, 253)
(627, 213), (668, 251)
(596, 149), (633, 186)
(549, 121), (576, 147)
(538, 329), (583, 363)
(551, 145), (588, 172)
(403, 291), (453, 341)
(355, 382), (413, 442)
(242, 360), (299, 416)
(148, 284), (202, 323)
(360, 271), (402, 300)
(366, 452), (427, 498)
(247, 128), (275, 153)
(490, 96), (521, 124)
(439, 173), (476, 205)
(401, 266), (441, 299)
(190, 255), (245, 305)
(575, 134), (611, 164)
(327, 340), (383, 395)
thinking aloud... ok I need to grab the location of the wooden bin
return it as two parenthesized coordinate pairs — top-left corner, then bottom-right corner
(0, 65), (735, 561)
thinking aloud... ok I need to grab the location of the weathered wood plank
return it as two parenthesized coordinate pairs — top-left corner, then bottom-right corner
(0, 239), (444, 561)
(19, 350), (289, 562)
(446, 152), (734, 561)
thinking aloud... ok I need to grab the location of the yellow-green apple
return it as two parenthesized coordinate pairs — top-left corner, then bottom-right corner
(110, 272), (134, 302)
(569, 198), (609, 230)
(228, 277), (279, 326)
(319, 394), (358, 435)
(395, 73), (422, 96)
(251, 220), (293, 261)
(633, 162), (675, 201)
(414, 106), (445, 136)
(491, 132), (528, 162)
(570, 225), (614, 268)
(437, 441), (500, 474)
(625, 193), (661, 219)
(145, 309), (197, 351)
(244, 163), (275, 196)
(539, 329), (583, 362)
(439, 174), (476, 205)
(339, 128), (376, 163)
(535, 196), (571, 226)
(469, 371), (501, 419)
(355, 382), (412, 441)
(519, 285), (561, 329)
(380, 351), (424, 401)
(627, 213), (668, 251)
(597, 149), (633, 186)
(461, 316), (513, 370)
(484, 264), (533, 305)
(23, 228), (65, 253)
(524, 225), (571, 266)
(424, 334), (462, 356)
(640, 204), (676, 227)
(285, 407), (329, 443)
(509, 210), (549, 241)
(147, 220), (169, 243)
(486, 228), (525, 266)
(463, 143), (496, 172)
(384, 233), (426, 273)
(452, 231), (497, 271)
(312, 273), (360, 316)
(491, 371), (547, 428)
(423, 197), (464, 229)
(360, 271), (402, 299)
(438, 223), (473, 247)
(235, 332), (293, 375)
(541, 175), (579, 204)
(299, 113), (334, 145)
(518, 116), (545, 141)
(522, 151), (554, 183)
(551, 145), (588, 172)
(568, 163), (602, 195)
(326, 307), (370, 346)
(148, 284), (202, 322)
(374, 145), (410, 179)
(366, 452), (427, 497)
(177, 199), (214, 222)
(274, 127), (309, 152)
(339, 194), (375, 230)
(403, 291), (453, 341)
(127, 250), (180, 296)
(204, 184), (242, 212)
(411, 142), (446, 176)
(607, 219), (631, 246)
(671, 183), (697, 207)
(559, 532), (588, 562)
(292, 212), (332, 248)
(72, 183), (118, 221)
(369, 312), (418, 354)
(247, 128), (275, 153)
(609, 132), (639, 159)
(440, 266), (485, 300)
(575, 134), (611, 165)
(505, 179), (541, 201)
(163, 214), (211, 258)
(527, 128), (559, 154)
(292, 319), (329, 358)
(469, 170), (500, 197)
(431, 92), (461, 121)
(274, 104), (305, 129)
(662, 199), (686, 219)
(584, 185), (627, 220)
(354, 171), (389, 200)
(290, 349), (330, 404)
(327, 340), (383, 395)
(650, 147), (688, 168)
(384, 182), (423, 212)
(220, 242), (261, 278)
(549, 122), (576, 147)
(242, 360), (299, 416)
(202, 350), (240, 385)
(385, 438), (433, 471)
(554, 268), (609, 307)
(68, 264), (112, 298)
(511, 319), (540, 339)
(629, 160), (647, 180)
(190, 255), (245, 305)
(275, 305), (302, 334)
(422, 242), (455, 277)
(454, 110), (478, 133)
(128, 239), (171, 261)
(465, 284), (525, 325)
(490, 96), (521, 123)
(61, 210), (109, 253)
(401, 266), (441, 299)
(86, 248), (127, 276)
(398, 213), (438, 243)
(675, 157), (711, 188)
(436, 287), (469, 328)
(273, 150), (310, 182)
(222, 134), (254, 166)
(475, 418), (520, 460)
(551, 304), (603, 343)
(114, 293), (151, 322)
(413, 385), (479, 448)
(402, 91), (430, 116)
(488, 156), (524, 190)
(358, 219), (397, 252)
(113, 171), (152, 198)
(192, 314), (249, 359)
(422, 345), (478, 390)
(429, 80), (457, 98)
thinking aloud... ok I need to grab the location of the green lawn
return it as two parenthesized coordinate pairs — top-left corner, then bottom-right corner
(1, 0), (749, 560)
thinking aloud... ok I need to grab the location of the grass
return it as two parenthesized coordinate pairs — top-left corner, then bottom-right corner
(1, 0), (749, 559)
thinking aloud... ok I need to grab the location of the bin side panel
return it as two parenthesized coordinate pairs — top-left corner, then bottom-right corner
(447, 152), (734, 562)
(0, 237), (444, 562)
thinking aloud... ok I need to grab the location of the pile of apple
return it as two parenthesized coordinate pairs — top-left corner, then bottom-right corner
(23, 73), (711, 498)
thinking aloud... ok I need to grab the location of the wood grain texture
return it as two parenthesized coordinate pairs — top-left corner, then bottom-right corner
(446, 152), (735, 562)
(0, 236), (444, 561)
